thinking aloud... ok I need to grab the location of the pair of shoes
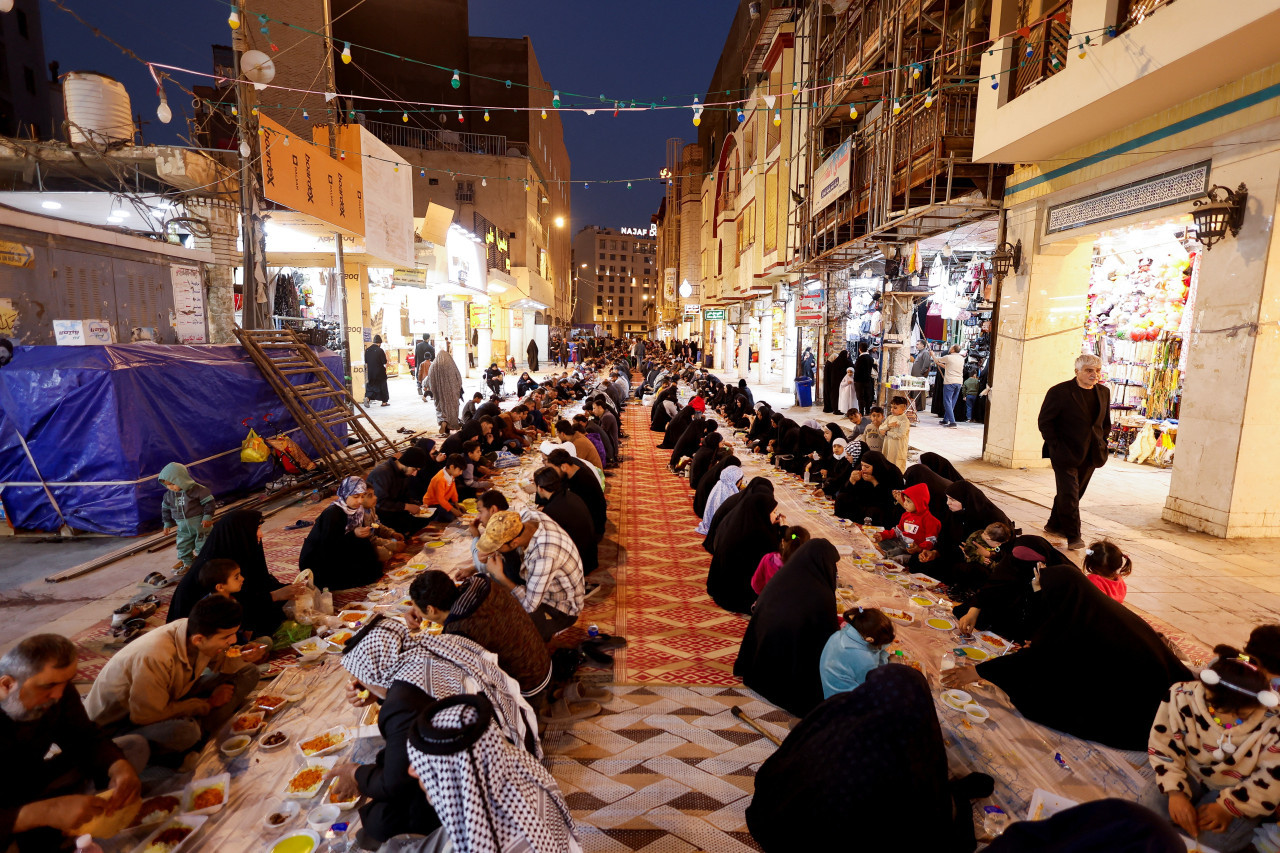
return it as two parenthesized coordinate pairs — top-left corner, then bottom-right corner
(537, 693), (601, 725)
(944, 423), (958, 428)
(381, 402), (390, 407)
(141, 571), (174, 589)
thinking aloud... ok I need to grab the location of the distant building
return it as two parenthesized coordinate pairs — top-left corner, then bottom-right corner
(0, 0), (53, 139)
(572, 225), (657, 337)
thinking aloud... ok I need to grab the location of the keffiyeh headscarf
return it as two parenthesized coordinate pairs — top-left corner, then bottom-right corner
(408, 695), (581, 853)
(341, 616), (410, 689)
(394, 633), (541, 759)
(333, 476), (370, 532)
(696, 465), (743, 536)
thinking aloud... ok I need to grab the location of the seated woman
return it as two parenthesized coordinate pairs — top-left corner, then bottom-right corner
(685, 432), (722, 492)
(669, 417), (714, 470)
(707, 488), (783, 614)
(516, 371), (538, 396)
(696, 465), (743, 536)
(745, 402), (775, 453)
(779, 421), (828, 476)
(910, 478), (1012, 579)
(734, 539), (839, 717)
(769, 415), (801, 466)
(168, 509), (300, 639)
(833, 450), (904, 527)
(649, 382), (679, 432)
(944, 563), (1191, 751)
(819, 606), (896, 698)
(483, 363), (505, 397)
(693, 453), (739, 519)
(936, 521), (1014, 601)
(725, 391), (752, 429)
(1142, 646), (1280, 852)
(702, 474), (770, 552)
(659, 400), (698, 449)
(952, 535), (1069, 642)
(811, 438), (854, 498)
(298, 476), (385, 591)
(750, 525), (810, 594)
(747, 665), (989, 852)
(985, 799), (1184, 853)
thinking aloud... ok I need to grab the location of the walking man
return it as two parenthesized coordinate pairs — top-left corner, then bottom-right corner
(1038, 353), (1110, 550)
(853, 341), (876, 414)
(909, 340), (933, 413)
(937, 345), (966, 427)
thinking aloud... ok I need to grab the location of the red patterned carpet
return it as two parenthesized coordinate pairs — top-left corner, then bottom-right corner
(611, 404), (749, 687)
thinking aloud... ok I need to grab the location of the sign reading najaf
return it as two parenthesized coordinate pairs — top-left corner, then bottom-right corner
(259, 115), (364, 235)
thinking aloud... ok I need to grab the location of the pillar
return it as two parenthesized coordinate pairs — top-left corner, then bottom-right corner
(344, 261), (370, 402)
(781, 293), (797, 381)
(757, 306), (773, 384)
(737, 318), (751, 380)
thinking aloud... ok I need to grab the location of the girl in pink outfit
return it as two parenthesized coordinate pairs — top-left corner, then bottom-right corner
(751, 526), (811, 595)
(1083, 540), (1132, 603)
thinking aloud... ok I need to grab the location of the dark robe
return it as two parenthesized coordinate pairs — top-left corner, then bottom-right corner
(984, 799), (1184, 853)
(952, 535), (1072, 643)
(659, 404), (696, 449)
(526, 339), (539, 371)
(780, 426), (827, 475)
(747, 666), (974, 853)
(299, 503), (384, 591)
(833, 450), (904, 527)
(538, 487), (598, 575)
(650, 385), (678, 432)
(694, 454), (740, 519)
(356, 681), (441, 844)
(364, 343), (389, 403)
(734, 539), (839, 716)
(701, 469), (761, 545)
(821, 350), (852, 413)
(919, 451), (965, 483)
(170, 509), (284, 638)
(903, 462), (953, 520)
(975, 564), (1192, 751)
(668, 417), (709, 468)
(564, 462), (607, 540)
(686, 435), (722, 494)
(707, 489), (780, 614)
(771, 417), (800, 460)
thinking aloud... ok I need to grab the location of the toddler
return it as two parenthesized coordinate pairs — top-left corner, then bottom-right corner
(878, 396), (911, 471)
(1083, 540), (1131, 603)
(819, 607), (896, 698)
(362, 488), (405, 562)
(199, 557), (244, 600)
(878, 483), (940, 565)
(960, 522), (1014, 568)
(751, 526), (811, 594)
(159, 462), (215, 574)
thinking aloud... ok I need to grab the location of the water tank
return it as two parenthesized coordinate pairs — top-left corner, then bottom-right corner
(63, 72), (134, 146)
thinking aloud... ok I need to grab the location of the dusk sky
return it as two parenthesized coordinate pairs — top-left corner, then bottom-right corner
(40, 0), (732, 232)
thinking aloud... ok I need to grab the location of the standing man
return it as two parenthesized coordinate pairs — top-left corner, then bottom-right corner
(364, 335), (390, 407)
(801, 347), (816, 380)
(909, 340), (933, 414)
(1038, 353), (1111, 550)
(527, 338), (540, 372)
(852, 341), (877, 414)
(936, 345), (966, 427)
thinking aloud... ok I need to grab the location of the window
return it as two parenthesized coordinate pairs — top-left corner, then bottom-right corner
(455, 181), (475, 203)
(23, 67), (35, 95)
(428, 177), (439, 185)
(644, 267), (651, 275)
(599, 252), (605, 259)
(764, 164), (778, 254)
(596, 295), (603, 306)
(608, 285), (614, 293)
(738, 199), (756, 254)
(609, 254), (616, 260)
(766, 69), (782, 152)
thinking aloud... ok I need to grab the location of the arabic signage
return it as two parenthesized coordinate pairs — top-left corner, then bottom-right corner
(259, 115), (364, 235)
(169, 263), (207, 343)
(0, 240), (34, 268)
(796, 292), (826, 326)
(812, 137), (853, 216)
(703, 308), (726, 320)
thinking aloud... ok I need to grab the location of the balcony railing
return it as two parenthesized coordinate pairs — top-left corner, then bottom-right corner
(1115, 0), (1177, 34)
(1010, 0), (1073, 101)
(362, 120), (529, 158)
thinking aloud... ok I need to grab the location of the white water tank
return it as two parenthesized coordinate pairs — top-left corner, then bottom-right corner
(63, 72), (134, 146)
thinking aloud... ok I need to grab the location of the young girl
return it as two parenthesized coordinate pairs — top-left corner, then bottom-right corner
(1082, 540), (1132, 602)
(878, 396), (911, 472)
(819, 607), (896, 698)
(751, 526), (811, 594)
(1144, 645), (1280, 852)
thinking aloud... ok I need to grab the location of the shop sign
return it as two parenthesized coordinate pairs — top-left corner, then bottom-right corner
(620, 225), (656, 237)
(169, 263), (207, 343)
(84, 319), (113, 344)
(796, 292), (826, 326)
(812, 137), (853, 216)
(468, 302), (491, 329)
(704, 308), (726, 320)
(53, 319), (85, 345)
(259, 115), (364, 235)
(664, 268), (677, 301)
(392, 268), (426, 287)
(0, 240), (34, 268)
(683, 304), (701, 318)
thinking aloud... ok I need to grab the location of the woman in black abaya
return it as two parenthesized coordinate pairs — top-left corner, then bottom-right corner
(686, 432), (722, 493)
(822, 350), (852, 414)
(693, 454), (740, 519)
(779, 422), (827, 476)
(770, 415), (800, 462)
(944, 563), (1192, 751)
(650, 383), (679, 432)
(951, 535), (1070, 642)
(734, 539), (839, 716)
(659, 402), (697, 449)
(833, 450), (904, 527)
(669, 417), (713, 468)
(706, 489), (782, 614)
(746, 403), (775, 452)
(918, 451), (965, 483)
(703, 475), (772, 553)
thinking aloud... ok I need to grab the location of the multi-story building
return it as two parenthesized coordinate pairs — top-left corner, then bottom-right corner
(0, 0), (53, 139)
(971, 0), (1280, 538)
(573, 225), (658, 337)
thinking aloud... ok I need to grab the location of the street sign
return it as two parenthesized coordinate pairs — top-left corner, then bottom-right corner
(704, 309), (726, 320)
(0, 240), (34, 268)
(797, 292), (826, 326)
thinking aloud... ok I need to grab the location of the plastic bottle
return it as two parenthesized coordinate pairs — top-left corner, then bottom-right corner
(940, 651), (956, 672)
(75, 837), (104, 853)
(863, 517), (873, 526)
(982, 805), (1009, 837)
(324, 822), (352, 852)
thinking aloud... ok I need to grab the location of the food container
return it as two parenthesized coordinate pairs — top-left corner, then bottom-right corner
(262, 800), (300, 832)
(335, 609), (372, 627)
(181, 772), (230, 816)
(964, 703), (991, 724)
(910, 573), (942, 588)
(260, 730), (291, 751)
(129, 814), (207, 853)
(975, 631), (1013, 656)
(228, 711), (264, 736)
(254, 693), (292, 714)
(297, 726), (350, 759)
(956, 646), (991, 662)
(281, 685), (306, 703)
(324, 779), (360, 811)
(219, 735), (251, 758)
(129, 792), (183, 829)
(269, 829), (321, 853)
(306, 804), (341, 831)
(925, 616), (956, 631)
(942, 689), (972, 711)
(908, 594), (935, 608)
(282, 757), (337, 799)
(882, 608), (915, 626)
(290, 637), (327, 664)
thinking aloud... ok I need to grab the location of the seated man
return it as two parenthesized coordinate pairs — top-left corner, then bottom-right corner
(423, 454), (467, 525)
(475, 510), (585, 642)
(86, 596), (259, 760)
(465, 489), (522, 580)
(461, 392), (484, 423)
(591, 396), (622, 466)
(533, 466), (598, 575)
(408, 571), (552, 697)
(366, 446), (431, 536)
(483, 363), (505, 398)
(0, 635), (144, 853)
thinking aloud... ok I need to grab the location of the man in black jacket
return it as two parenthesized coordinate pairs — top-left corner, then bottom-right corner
(367, 446), (431, 535)
(1037, 353), (1111, 550)
(534, 466), (598, 574)
(546, 448), (607, 538)
(853, 341), (877, 414)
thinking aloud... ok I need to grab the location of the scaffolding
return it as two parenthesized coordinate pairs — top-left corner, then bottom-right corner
(791, 0), (1011, 273)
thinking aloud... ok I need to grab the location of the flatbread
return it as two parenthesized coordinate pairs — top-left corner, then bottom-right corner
(71, 790), (142, 837)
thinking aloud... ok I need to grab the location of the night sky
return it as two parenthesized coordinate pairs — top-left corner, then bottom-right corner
(39, 0), (732, 232)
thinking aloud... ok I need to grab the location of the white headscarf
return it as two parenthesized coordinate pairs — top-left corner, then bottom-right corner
(696, 465), (743, 536)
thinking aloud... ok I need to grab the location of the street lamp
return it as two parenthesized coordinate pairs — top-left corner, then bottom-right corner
(554, 216), (565, 228)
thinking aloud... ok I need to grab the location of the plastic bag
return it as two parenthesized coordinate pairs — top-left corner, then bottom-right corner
(283, 568), (322, 623)
(271, 620), (313, 651)
(240, 428), (270, 463)
(493, 449), (521, 469)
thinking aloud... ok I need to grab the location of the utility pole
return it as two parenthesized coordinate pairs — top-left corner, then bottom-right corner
(320, 0), (354, 389)
(231, 0), (268, 330)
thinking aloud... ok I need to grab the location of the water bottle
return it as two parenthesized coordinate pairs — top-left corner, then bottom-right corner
(324, 822), (352, 852)
(587, 624), (600, 639)
(75, 837), (104, 853)
(940, 651), (956, 672)
(803, 470), (810, 484)
(982, 805), (1010, 837)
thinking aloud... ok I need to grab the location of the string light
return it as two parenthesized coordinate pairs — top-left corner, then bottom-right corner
(552, 90), (560, 108)
(227, 9), (240, 29)
(450, 69), (460, 89)
(402, 111), (408, 122)
(419, 168), (425, 177)
(282, 135), (289, 146)
(341, 42), (351, 64)
(925, 91), (934, 107)
(481, 177), (487, 186)
(911, 64), (921, 79)
(302, 109), (309, 120)
(849, 104), (858, 119)
(155, 87), (172, 124)
(239, 138), (251, 158)
(483, 110), (489, 121)
(791, 81), (799, 96)
(773, 108), (781, 126)
(457, 111), (464, 122)
(1077, 42), (1087, 58)
(541, 108), (547, 119)
(990, 75), (999, 90)
(736, 106), (745, 122)
(892, 99), (902, 114)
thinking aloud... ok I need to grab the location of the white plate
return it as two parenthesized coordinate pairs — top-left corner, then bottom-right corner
(925, 616), (956, 631)
(181, 772), (230, 816)
(942, 689), (972, 711)
(911, 573), (942, 588)
(290, 637), (327, 661)
(269, 829), (321, 853)
(262, 800), (301, 832)
(129, 791), (184, 829)
(334, 609), (373, 627)
(322, 779), (359, 812)
(282, 757), (338, 799)
(129, 813), (207, 853)
(908, 595), (936, 608)
(228, 711), (265, 736)
(259, 730), (291, 751)
(297, 726), (350, 759)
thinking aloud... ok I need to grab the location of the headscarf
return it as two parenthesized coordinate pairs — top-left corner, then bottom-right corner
(903, 463), (952, 520)
(407, 695), (580, 853)
(859, 450), (904, 490)
(831, 438), (848, 456)
(158, 462), (200, 491)
(960, 534), (1071, 642)
(944, 480), (1011, 532)
(341, 615), (411, 689)
(428, 349), (464, 428)
(918, 451), (965, 483)
(983, 799), (1184, 853)
(697, 466), (743, 536)
(686, 433), (723, 495)
(702, 474), (769, 552)
(694, 454), (740, 519)
(332, 476), (369, 532)
(734, 539), (840, 716)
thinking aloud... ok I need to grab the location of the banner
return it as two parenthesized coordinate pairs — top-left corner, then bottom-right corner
(796, 292), (826, 326)
(259, 115), (364, 235)
(703, 308), (726, 320)
(170, 263), (207, 343)
(812, 137), (853, 215)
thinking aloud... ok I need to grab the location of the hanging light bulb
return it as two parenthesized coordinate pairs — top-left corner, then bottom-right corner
(912, 64), (921, 79)
(482, 177), (487, 186)
(924, 91), (934, 108)
(483, 110), (490, 122)
(239, 138), (251, 158)
(552, 90), (561, 108)
(773, 108), (781, 126)
(693, 114), (701, 127)
(419, 168), (425, 178)
(990, 76), (999, 90)
(850, 103), (858, 119)
(402, 111), (408, 122)
(282, 135), (290, 146)
(451, 70), (460, 89)
(302, 110), (310, 121)
(341, 42), (352, 64)
(155, 89), (172, 124)
(1050, 55), (1062, 70)
(792, 80), (799, 96)
(231, 106), (238, 116)
(736, 107), (745, 122)
(1077, 42), (1087, 59)
(892, 99), (902, 115)
(251, 106), (259, 116)
(627, 182), (632, 189)
(457, 111), (464, 122)
(541, 108), (547, 119)
(1025, 44), (1034, 58)
(524, 180), (530, 191)
(227, 9), (241, 29)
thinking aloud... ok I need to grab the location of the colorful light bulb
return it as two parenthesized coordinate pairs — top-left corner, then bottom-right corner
(341, 43), (351, 64)
(451, 70), (460, 89)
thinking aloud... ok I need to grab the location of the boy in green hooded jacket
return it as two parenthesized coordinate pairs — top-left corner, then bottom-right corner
(158, 462), (215, 573)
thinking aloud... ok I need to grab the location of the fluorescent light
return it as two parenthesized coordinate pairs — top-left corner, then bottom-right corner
(41, 200), (62, 210)
(111, 210), (130, 217)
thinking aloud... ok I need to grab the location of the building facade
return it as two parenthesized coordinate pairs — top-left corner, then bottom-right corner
(573, 225), (657, 337)
(0, 0), (52, 140)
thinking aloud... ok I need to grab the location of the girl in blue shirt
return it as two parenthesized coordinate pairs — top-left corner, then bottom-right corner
(820, 607), (896, 699)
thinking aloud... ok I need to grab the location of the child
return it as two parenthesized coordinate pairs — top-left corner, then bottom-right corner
(878, 483), (940, 564)
(423, 454), (467, 524)
(159, 462), (215, 574)
(861, 406), (886, 453)
(362, 488), (406, 562)
(960, 522), (1013, 569)
(1144, 645), (1280, 850)
(198, 557), (244, 599)
(751, 526), (811, 594)
(878, 396), (910, 472)
(1083, 540), (1132, 603)
(457, 440), (494, 501)
(819, 607), (896, 698)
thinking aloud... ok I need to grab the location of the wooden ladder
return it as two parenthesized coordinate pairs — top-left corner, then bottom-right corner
(233, 327), (397, 480)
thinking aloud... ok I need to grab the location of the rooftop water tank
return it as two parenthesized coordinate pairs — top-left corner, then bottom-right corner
(63, 72), (134, 146)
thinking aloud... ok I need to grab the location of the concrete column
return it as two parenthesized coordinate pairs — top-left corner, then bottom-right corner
(737, 320), (751, 380)
(758, 307), (773, 384)
(1163, 149), (1280, 537)
(476, 327), (492, 375)
(186, 199), (238, 343)
(781, 293), (797, 381)
(983, 202), (1094, 469)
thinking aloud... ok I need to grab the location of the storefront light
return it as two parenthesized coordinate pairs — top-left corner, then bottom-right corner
(1190, 183), (1247, 250)
(991, 240), (1022, 282)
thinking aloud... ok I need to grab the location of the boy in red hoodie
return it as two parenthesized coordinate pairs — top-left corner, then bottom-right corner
(877, 482), (941, 565)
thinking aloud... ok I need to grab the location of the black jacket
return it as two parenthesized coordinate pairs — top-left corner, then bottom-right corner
(356, 682), (440, 843)
(1037, 379), (1111, 468)
(540, 488), (598, 574)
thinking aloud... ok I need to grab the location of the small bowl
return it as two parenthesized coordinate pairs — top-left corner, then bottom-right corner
(366, 589), (388, 601)
(942, 689), (972, 711)
(220, 735), (251, 757)
(262, 800), (300, 831)
(306, 804), (341, 831)
(282, 685), (306, 703)
(964, 703), (990, 724)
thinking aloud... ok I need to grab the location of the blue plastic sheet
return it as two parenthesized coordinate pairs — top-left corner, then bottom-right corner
(0, 344), (344, 536)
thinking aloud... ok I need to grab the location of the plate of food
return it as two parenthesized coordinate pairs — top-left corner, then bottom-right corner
(262, 800), (300, 832)
(130, 814), (207, 853)
(325, 630), (354, 650)
(130, 792), (183, 828)
(261, 730), (291, 751)
(909, 595), (936, 608)
(259, 656), (294, 679)
(290, 637), (327, 663)
(229, 711), (264, 735)
(283, 758), (337, 799)
(324, 779), (360, 811)
(362, 704), (380, 726)
(181, 773), (229, 816)
(926, 616), (956, 631)
(956, 646), (991, 662)
(426, 541), (447, 548)
(270, 829), (321, 853)
(336, 610), (372, 626)
(910, 573), (942, 588)
(255, 693), (291, 714)
(975, 630), (1012, 654)
(882, 608), (915, 625)
(297, 726), (349, 758)
(942, 688), (972, 711)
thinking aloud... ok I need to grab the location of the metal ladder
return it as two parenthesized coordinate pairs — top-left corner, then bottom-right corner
(233, 327), (397, 480)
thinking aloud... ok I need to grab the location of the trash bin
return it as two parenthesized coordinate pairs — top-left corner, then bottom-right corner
(794, 376), (814, 407)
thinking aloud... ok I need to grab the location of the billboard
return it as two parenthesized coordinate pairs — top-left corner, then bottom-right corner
(811, 137), (853, 215)
(259, 115), (364, 235)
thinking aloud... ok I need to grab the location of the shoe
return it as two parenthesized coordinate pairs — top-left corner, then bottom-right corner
(584, 581), (604, 600)
(172, 559), (185, 571)
(564, 680), (611, 703)
(537, 695), (601, 725)
(1068, 538), (1086, 550)
(381, 402), (390, 407)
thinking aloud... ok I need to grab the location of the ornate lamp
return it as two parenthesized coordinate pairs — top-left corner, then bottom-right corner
(1192, 183), (1247, 250)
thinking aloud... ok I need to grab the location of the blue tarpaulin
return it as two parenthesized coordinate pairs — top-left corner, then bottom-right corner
(0, 344), (344, 536)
